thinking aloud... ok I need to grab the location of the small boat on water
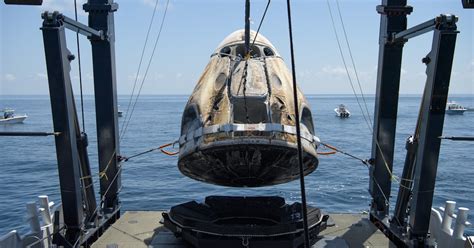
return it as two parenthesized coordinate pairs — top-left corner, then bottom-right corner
(334, 104), (351, 118)
(446, 101), (467, 115)
(0, 109), (27, 124)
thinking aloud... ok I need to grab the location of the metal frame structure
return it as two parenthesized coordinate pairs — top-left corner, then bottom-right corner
(370, 0), (459, 246)
(4, 0), (468, 247)
(38, 1), (121, 246)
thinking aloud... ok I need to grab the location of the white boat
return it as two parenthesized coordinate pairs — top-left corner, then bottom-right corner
(334, 104), (351, 118)
(0, 109), (27, 124)
(117, 105), (123, 117)
(446, 101), (466, 115)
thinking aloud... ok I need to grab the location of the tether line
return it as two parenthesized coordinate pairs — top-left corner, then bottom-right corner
(286, 0), (310, 247)
(251, 0), (271, 48)
(74, 0), (85, 131)
(121, 0), (170, 142)
(120, 0), (160, 138)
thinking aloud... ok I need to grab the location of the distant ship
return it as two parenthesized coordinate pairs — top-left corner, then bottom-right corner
(0, 109), (27, 124)
(178, 30), (319, 187)
(334, 104), (351, 118)
(446, 101), (467, 115)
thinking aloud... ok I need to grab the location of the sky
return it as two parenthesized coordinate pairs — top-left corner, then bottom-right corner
(0, 0), (473, 95)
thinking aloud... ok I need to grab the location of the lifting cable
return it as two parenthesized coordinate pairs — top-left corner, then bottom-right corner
(334, 0), (373, 123)
(317, 140), (398, 223)
(120, 0), (170, 142)
(93, 141), (178, 180)
(251, 0), (271, 48)
(286, 1), (310, 247)
(327, 0), (401, 185)
(326, 0), (405, 210)
(74, 2), (171, 244)
(82, 140), (178, 239)
(74, 0), (85, 131)
(119, 0), (160, 139)
(332, 0), (401, 184)
(120, 141), (179, 161)
(320, 142), (370, 166)
(326, 0), (372, 132)
(26, 225), (68, 248)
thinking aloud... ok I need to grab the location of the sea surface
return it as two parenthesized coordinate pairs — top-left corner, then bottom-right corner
(1, 94), (473, 236)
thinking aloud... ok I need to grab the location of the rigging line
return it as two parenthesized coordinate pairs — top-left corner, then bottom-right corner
(26, 225), (68, 248)
(242, 60), (251, 123)
(120, 0), (170, 142)
(251, 0), (271, 48)
(124, 142), (179, 161)
(74, 0), (85, 132)
(286, 1), (310, 247)
(72, 229), (85, 248)
(334, 0), (373, 124)
(86, 155), (122, 224)
(120, 0), (160, 138)
(327, 0), (397, 183)
(326, 0), (372, 132)
(321, 142), (369, 166)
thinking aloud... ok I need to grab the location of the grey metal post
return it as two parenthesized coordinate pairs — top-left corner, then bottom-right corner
(409, 15), (458, 239)
(245, 0), (250, 55)
(41, 11), (84, 242)
(370, 0), (412, 216)
(392, 136), (417, 227)
(84, 0), (121, 210)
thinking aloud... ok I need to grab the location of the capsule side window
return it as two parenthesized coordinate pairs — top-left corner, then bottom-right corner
(301, 107), (315, 135)
(181, 104), (201, 134)
(235, 44), (261, 58)
(263, 47), (275, 57)
(220, 46), (232, 57)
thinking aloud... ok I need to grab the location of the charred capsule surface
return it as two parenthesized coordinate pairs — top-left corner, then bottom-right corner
(178, 30), (319, 187)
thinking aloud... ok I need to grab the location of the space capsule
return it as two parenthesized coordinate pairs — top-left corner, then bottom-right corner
(178, 30), (319, 187)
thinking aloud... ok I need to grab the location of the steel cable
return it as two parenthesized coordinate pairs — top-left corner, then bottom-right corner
(119, 0), (160, 139)
(74, 0), (85, 131)
(120, 0), (170, 141)
(286, 1), (310, 247)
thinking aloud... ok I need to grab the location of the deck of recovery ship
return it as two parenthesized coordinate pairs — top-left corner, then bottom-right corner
(91, 211), (393, 248)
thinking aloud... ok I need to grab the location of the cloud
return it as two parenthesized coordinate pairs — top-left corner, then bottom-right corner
(40, 0), (87, 15)
(85, 73), (94, 80)
(176, 72), (183, 79)
(401, 68), (407, 76)
(142, 0), (157, 8)
(127, 73), (142, 81)
(142, 0), (174, 11)
(36, 73), (48, 79)
(321, 66), (348, 77)
(4, 74), (16, 81)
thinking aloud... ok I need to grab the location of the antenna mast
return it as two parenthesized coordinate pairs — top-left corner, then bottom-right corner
(245, 0), (251, 56)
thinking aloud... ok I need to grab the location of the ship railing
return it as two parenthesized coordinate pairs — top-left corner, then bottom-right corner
(0, 195), (61, 248)
(430, 200), (472, 247)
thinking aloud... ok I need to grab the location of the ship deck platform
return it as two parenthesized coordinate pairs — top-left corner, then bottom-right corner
(91, 211), (394, 248)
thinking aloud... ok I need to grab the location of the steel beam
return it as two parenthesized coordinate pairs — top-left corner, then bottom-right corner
(62, 15), (104, 40)
(41, 12), (84, 243)
(84, 0), (121, 210)
(370, 0), (412, 217)
(393, 18), (435, 42)
(408, 15), (458, 239)
(392, 136), (417, 227)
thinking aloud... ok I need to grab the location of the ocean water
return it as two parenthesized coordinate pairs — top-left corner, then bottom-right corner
(0, 94), (473, 236)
